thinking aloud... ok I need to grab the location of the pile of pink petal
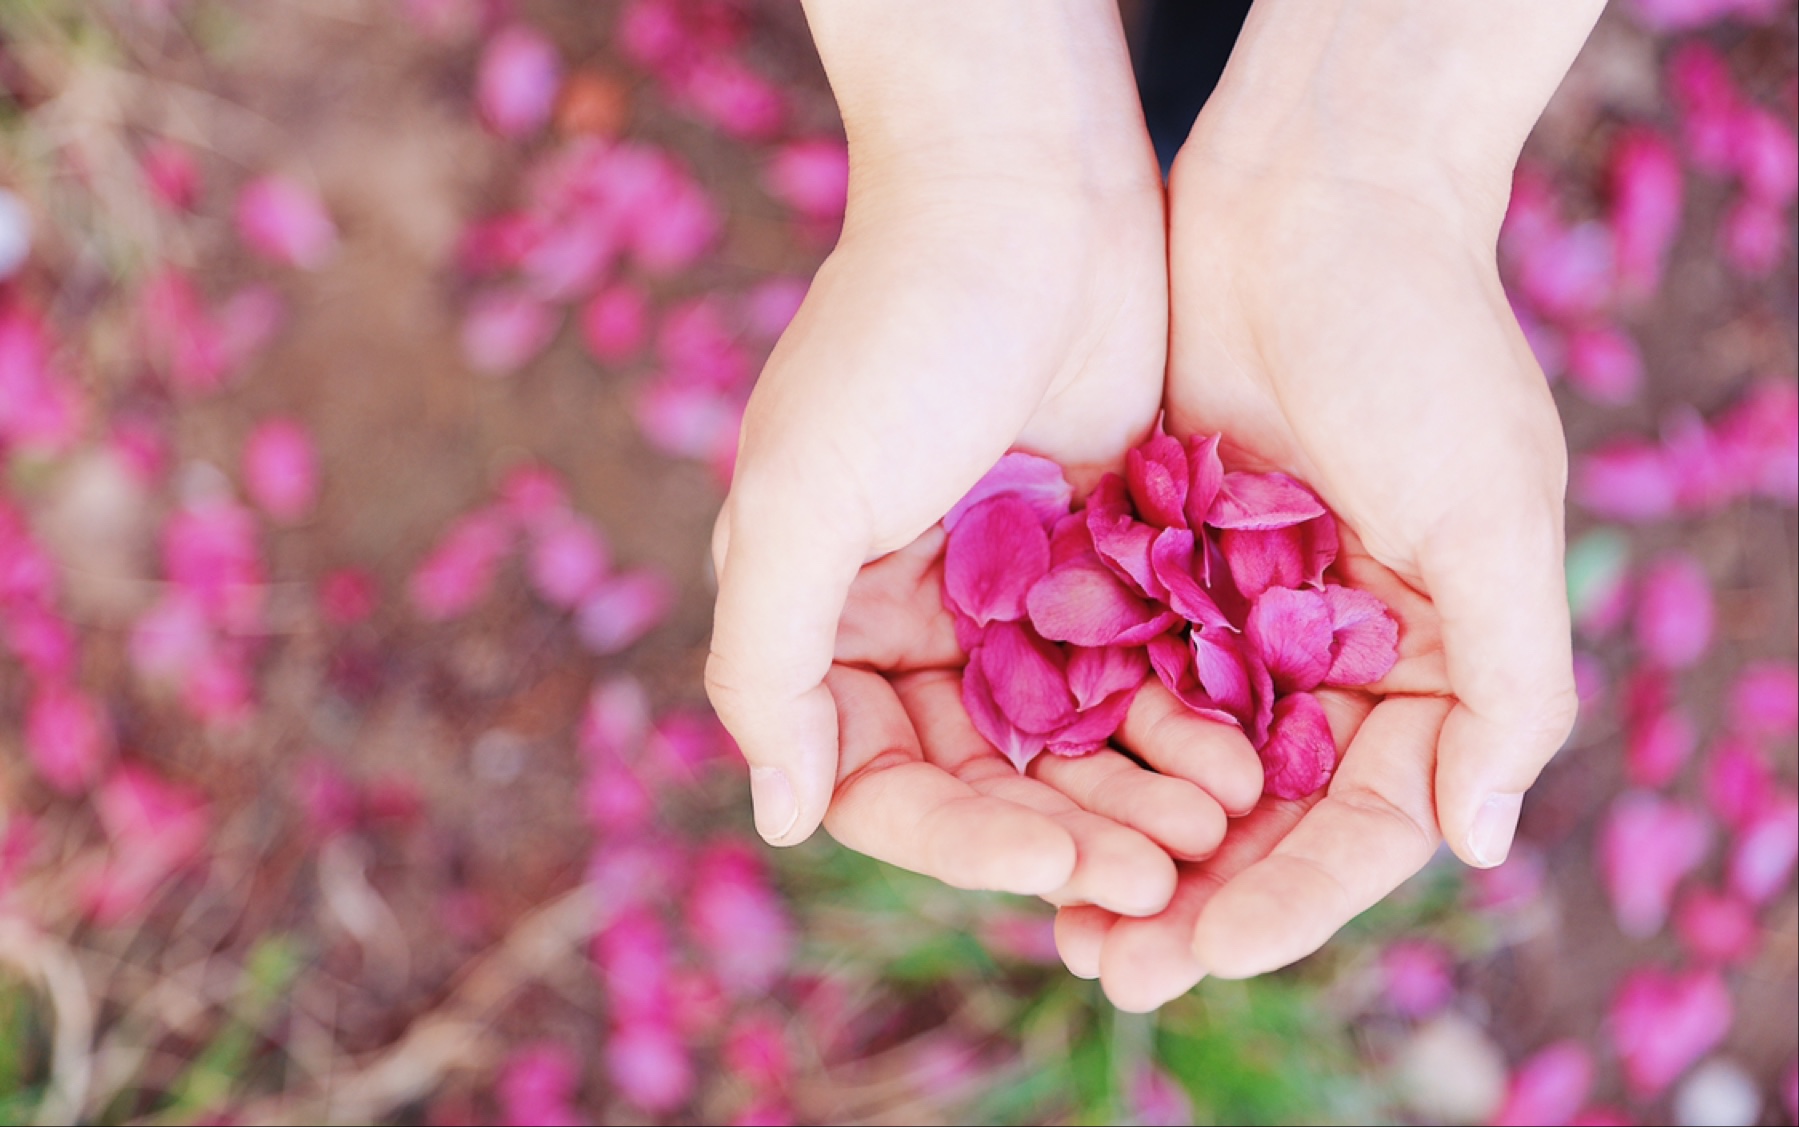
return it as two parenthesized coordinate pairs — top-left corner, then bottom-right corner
(942, 430), (1399, 800)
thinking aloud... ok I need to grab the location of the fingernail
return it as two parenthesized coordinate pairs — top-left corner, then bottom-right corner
(1468, 792), (1524, 868)
(749, 766), (799, 842)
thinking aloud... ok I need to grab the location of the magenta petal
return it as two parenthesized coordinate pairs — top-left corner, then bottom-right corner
(1192, 631), (1252, 722)
(1610, 967), (1732, 1100)
(1048, 511), (1095, 567)
(1635, 552), (1714, 669)
(1492, 1042), (1594, 1127)
(962, 651), (1047, 773)
(1599, 791), (1711, 938)
(1066, 645), (1149, 710)
(1322, 584), (1400, 685)
(944, 495), (1051, 625)
(1261, 692), (1336, 800)
(1046, 686), (1140, 756)
(1026, 557), (1167, 647)
(1206, 472), (1327, 530)
(1248, 653), (1277, 747)
(1147, 634), (1234, 724)
(1219, 526), (1304, 600)
(1085, 475), (1162, 597)
(1184, 434), (1224, 529)
(979, 622), (1075, 734)
(943, 452), (1073, 532)
(1150, 528), (1230, 629)
(1126, 431), (1189, 529)
(1246, 587), (1334, 693)
(1728, 795), (1798, 905)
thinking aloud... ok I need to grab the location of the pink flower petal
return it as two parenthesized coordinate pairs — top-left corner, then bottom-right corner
(687, 842), (793, 996)
(1192, 630), (1254, 723)
(1610, 966), (1732, 1099)
(942, 452), (1072, 532)
(1183, 433), (1224, 529)
(26, 684), (109, 794)
(1575, 439), (1679, 521)
(1566, 326), (1645, 406)
(1731, 660), (1798, 737)
(1599, 791), (1711, 938)
(1635, 552), (1713, 669)
(142, 140), (201, 212)
(1379, 939), (1454, 1018)
(234, 175), (337, 269)
(1246, 587), (1334, 694)
(765, 138), (848, 220)
(1731, 106), (1798, 206)
(1704, 735), (1775, 829)
(944, 495), (1052, 626)
(678, 56), (785, 140)
(1045, 686), (1138, 756)
(477, 26), (562, 138)
(962, 649), (1047, 773)
(1150, 528), (1230, 628)
(1625, 702), (1698, 789)
(1126, 430), (1189, 529)
(1321, 584), (1399, 686)
(1608, 128), (1684, 301)
(606, 1020), (694, 1114)
(1517, 221), (1615, 320)
(1085, 475), (1161, 597)
(242, 417), (318, 523)
(1065, 645), (1149, 711)
(978, 621), (1075, 735)
(528, 513), (611, 608)
(1728, 794), (1798, 904)
(408, 509), (512, 620)
(1673, 889), (1760, 966)
(1127, 1064), (1193, 1127)
(1493, 1041), (1595, 1127)
(1206, 472), (1327, 530)
(462, 290), (559, 376)
(1721, 197), (1785, 277)
(579, 284), (650, 363)
(1218, 521), (1330, 601)
(575, 569), (674, 654)
(1260, 691), (1335, 800)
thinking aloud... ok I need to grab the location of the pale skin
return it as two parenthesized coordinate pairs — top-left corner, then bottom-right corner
(707, 0), (1602, 1009)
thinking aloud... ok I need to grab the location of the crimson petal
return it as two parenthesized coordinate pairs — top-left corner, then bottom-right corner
(1126, 431), (1189, 529)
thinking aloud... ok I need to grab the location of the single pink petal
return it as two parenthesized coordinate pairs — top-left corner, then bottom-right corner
(1721, 196), (1785, 278)
(594, 908), (675, 1019)
(1625, 703), (1698, 789)
(764, 138), (848, 220)
(1575, 439), (1679, 520)
(1635, 552), (1713, 669)
(633, 379), (740, 461)
(1379, 939), (1454, 1018)
(27, 684), (110, 794)
(739, 276), (808, 341)
(1248, 651), (1277, 748)
(1599, 791), (1711, 938)
(677, 55), (785, 140)
(657, 297), (748, 387)
(606, 1020), (695, 1114)
(462, 290), (559, 376)
(723, 1010), (793, 1090)
(979, 621), (1075, 735)
(1065, 645), (1149, 711)
(498, 1044), (583, 1127)
(1321, 584), (1399, 686)
(527, 513), (611, 608)
(617, 0), (684, 68)
(242, 417), (318, 523)
(1608, 127), (1684, 301)
(1565, 326), (1645, 406)
(1673, 889), (1760, 966)
(519, 213), (617, 302)
(1048, 510), (1095, 568)
(1126, 430), (1189, 529)
(962, 650), (1048, 773)
(1492, 1041), (1595, 1127)
(1192, 631), (1253, 723)
(944, 495), (1052, 626)
(1085, 475), (1161, 597)
(942, 452), (1072, 532)
(575, 569), (673, 654)
(580, 284), (650, 363)
(1704, 735), (1776, 828)
(1246, 587), (1334, 694)
(1731, 660), (1798, 736)
(628, 175), (720, 274)
(1218, 525), (1306, 601)
(1148, 633), (1206, 711)
(477, 26), (561, 138)
(687, 842), (793, 995)
(1150, 528), (1230, 628)
(1517, 221), (1615, 320)
(1715, 377), (1798, 503)
(1044, 686), (1138, 756)
(1183, 433), (1224, 529)
(1260, 691), (1335, 800)
(408, 509), (512, 620)
(234, 175), (337, 269)
(1730, 105), (1798, 205)
(1206, 472), (1327, 530)
(1728, 794), (1798, 904)
(1610, 966), (1732, 1099)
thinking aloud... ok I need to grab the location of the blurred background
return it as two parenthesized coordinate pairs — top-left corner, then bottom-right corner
(0, 1), (1793, 1124)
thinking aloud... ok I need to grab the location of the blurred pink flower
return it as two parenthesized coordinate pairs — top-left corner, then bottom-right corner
(141, 140), (201, 211)
(605, 1020), (693, 1115)
(1721, 196), (1787, 277)
(686, 841), (794, 996)
(575, 568), (674, 653)
(243, 417), (319, 523)
(26, 682), (110, 793)
(633, 379), (741, 461)
(163, 496), (265, 633)
(765, 139), (849, 220)
(235, 175), (337, 269)
(1574, 439), (1678, 521)
(496, 1042), (583, 1127)
(1607, 128), (1683, 300)
(129, 591), (213, 683)
(527, 513), (610, 608)
(722, 1011), (790, 1092)
(1380, 939), (1456, 1019)
(1625, 701), (1697, 789)
(1729, 105), (1799, 205)
(1669, 43), (1742, 175)
(678, 56), (785, 139)
(1731, 660), (1798, 737)
(318, 567), (380, 626)
(1610, 965), (1732, 1099)
(1728, 794), (1798, 904)
(579, 284), (650, 363)
(1564, 327), (1644, 406)
(740, 276), (807, 340)
(462, 290), (559, 376)
(1599, 791), (1710, 938)
(519, 213), (616, 301)
(477, 26), (562, 138)
(1703, 735), (1776, 829)
(618, 0), (685, 70)
(1634, 553), (1713, 669)
(1491, 1041), (1594, 1127)
(1127, 1064), (1193, 1127)
(628, 174), (720, 273)
(2, 604), (75, 681)
(182, 649), (258, 728)
(1673, 888), (1760, 965)
(496, 462), (569, 530)
(408, 507), (513, 620)
(594, 907), (674, 1020)
(1517, 221), (1614, 321)
(83, 765), (209, 924)
(578, 677), (652, 762)
(979, 909), (1061, 965)
(657, 297), (749, 387)
(1715, 378), (1798, 503)
(583, 758), (653, 835)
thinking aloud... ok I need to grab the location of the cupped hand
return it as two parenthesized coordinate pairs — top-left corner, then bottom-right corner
(822, 525), (1264, 917)
(1059, 130), (1578, 1008)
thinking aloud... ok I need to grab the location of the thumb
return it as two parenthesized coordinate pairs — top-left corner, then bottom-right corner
(1422, 480), (1578, 870)
(707, 472), (867, 846)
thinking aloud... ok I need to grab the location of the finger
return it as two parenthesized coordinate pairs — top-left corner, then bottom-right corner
(822, 666), (1076, 895)
(1054, 905), (1113, 979)
(1096, 688), (1372, 1009)
(1189, 695), (1451, 979)
(1117, 680), (1264, 816)
(1030, 748), (1227, 861)
(897, 672), (1178, 917)
(707, 474), (868, 846)
(832, 527), (962, 671)
(1422, 484), (1577, 869)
